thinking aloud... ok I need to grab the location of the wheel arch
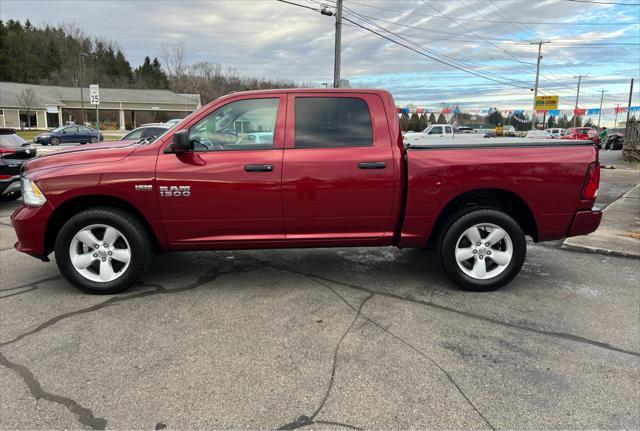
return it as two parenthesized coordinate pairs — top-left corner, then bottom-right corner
(430, 188), (538, 245)
(44, 195), (162, 255)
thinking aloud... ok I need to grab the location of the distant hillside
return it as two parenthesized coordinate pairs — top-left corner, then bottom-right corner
(0, 20), (297, 104)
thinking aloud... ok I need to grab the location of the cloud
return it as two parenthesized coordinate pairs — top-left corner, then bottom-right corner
(2, 0), (638, 109)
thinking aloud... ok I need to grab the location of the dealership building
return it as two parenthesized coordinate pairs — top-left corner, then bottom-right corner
(0, 81), (201, 130)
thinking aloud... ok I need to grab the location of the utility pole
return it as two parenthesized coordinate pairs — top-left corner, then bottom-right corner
(614, 103), (620, 127)
(530, 41), (550, 130)
(597, 90), (606, 128)
(333, 0), (343, 88)
(79, 52), (86, 125)
(624, 78), (634, 136)
(572, 75), (585, 127)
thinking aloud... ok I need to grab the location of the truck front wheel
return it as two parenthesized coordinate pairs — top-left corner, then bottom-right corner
(440, 209), (526, 291)
(54, 207), (152, 294)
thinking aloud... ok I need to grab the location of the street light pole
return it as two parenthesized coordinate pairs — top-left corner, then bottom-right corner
(333, 0), (343, 88)
(572, 75), (585, 128)
(79, 52), (86, 125)
(530, 41), (549, 130)
(597, 89), (606, 128)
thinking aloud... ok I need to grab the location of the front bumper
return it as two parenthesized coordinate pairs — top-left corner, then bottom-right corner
(567, 209), (602, 237)
(11, 202), (54, 258)
(0, 177), (20, 195)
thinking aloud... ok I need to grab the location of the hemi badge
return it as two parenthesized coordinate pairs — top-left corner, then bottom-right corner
(135, 185), (153, 191)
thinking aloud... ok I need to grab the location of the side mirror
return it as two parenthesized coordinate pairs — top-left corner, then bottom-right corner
(172, 129), (191, 153)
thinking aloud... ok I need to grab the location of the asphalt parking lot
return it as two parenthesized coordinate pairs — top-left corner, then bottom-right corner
(0, 152), (638, 430)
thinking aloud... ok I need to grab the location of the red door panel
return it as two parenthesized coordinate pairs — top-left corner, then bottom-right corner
(156, 95), (286, 245)
(281, 93), (397, 242)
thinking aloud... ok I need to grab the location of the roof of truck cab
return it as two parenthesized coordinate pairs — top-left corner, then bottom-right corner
(209, 88), (397, 112)
(223, 88), (392, 95)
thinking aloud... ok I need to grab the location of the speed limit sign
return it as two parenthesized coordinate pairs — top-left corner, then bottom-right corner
(89, 84), (100, 105)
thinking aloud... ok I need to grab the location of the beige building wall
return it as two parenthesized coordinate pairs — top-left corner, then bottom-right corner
(36, 110), (47, 129)
(3, 109), (20, 128)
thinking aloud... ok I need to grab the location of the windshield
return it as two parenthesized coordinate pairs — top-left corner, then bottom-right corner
(51, 126), (66, 133)
(0, 133), (28, 147)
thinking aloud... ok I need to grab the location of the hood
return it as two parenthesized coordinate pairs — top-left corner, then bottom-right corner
(24, 140), (139, 175)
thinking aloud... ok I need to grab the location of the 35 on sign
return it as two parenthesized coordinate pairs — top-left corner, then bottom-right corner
(89, 84), (100, 105)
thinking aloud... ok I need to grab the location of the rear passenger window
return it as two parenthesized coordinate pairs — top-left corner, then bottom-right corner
(294, 97), (373, 148)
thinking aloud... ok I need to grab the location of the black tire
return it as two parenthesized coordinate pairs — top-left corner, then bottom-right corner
(50, 137), (60, 145)
(54, 207), (152, 294)
(439, 208), (526, 292)
(90, 137), (98, 144)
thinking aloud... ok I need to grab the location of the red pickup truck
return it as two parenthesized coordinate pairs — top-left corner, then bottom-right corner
(11, 89), (602, 294)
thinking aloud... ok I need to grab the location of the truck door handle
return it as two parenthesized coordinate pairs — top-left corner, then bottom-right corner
(244, 164), (274, 172)
(358, 161), (386, 169)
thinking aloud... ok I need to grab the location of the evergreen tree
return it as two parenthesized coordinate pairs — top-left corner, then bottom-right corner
(436, 113), (447, 124)
(547, 116), (556, 128)
(419, 114), (428, 131)
(400, 113), (410, 131)
(428, 112), (436, 124)
(487, 110), (504, 125)
(134, 56), (169, 89)
(408, 112), (421, 132)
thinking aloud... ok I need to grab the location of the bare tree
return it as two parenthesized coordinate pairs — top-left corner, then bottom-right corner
(160, 41), (186, 92)
(17, 88), (37, 129)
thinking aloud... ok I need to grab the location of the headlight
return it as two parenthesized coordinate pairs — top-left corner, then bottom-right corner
(21, 177), (47, 207)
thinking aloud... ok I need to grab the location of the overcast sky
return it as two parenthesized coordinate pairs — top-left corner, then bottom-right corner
(2, 0), (639, 114)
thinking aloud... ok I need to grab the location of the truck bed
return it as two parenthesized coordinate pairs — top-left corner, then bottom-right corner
(398, 141), (598, 247)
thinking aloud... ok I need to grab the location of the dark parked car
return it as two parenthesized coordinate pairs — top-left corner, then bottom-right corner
(603, 128), (625, 150)
(121, 125), (170, 142)
(34, 125), (104, 145)
(0, 128), (37, 201)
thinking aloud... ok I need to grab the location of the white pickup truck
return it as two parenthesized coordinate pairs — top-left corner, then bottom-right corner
(404, 124), (456, 143)
(404, 124), (482, 145)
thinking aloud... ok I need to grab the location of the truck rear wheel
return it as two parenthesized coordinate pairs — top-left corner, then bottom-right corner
(54, 207), (152, 294)
(440, 208), (526, 291)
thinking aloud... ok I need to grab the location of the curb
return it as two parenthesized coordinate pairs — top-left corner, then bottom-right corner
(561, 184), (640, 259)
(561, 241), (640, 259)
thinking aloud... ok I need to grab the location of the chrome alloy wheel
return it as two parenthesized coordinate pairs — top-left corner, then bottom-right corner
(69, 224), (131, 283)
(455, 223), (513, 280)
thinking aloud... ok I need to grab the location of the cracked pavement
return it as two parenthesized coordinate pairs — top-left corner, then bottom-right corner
(1, 165), (639, 429)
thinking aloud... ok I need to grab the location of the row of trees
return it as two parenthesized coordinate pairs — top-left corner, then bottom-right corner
(0, 21), (297, 105)
(398, 109), (597, 133)
(0, 20), (168, 90)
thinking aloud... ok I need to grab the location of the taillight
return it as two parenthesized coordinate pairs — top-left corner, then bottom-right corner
(0, 148), (17, 154)
(582, 162), (600, 200)
(0, 175), (12, 180)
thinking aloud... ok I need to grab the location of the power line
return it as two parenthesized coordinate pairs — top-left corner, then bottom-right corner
(278, 0), (531, 88)
(342, 7), (534, 88)
(347, 0), (640, 25)
(285, 0), (632, 104)
(341, 15), (532, 89)
(275, 0), (321, 12)
(565, 0), (640, 5)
